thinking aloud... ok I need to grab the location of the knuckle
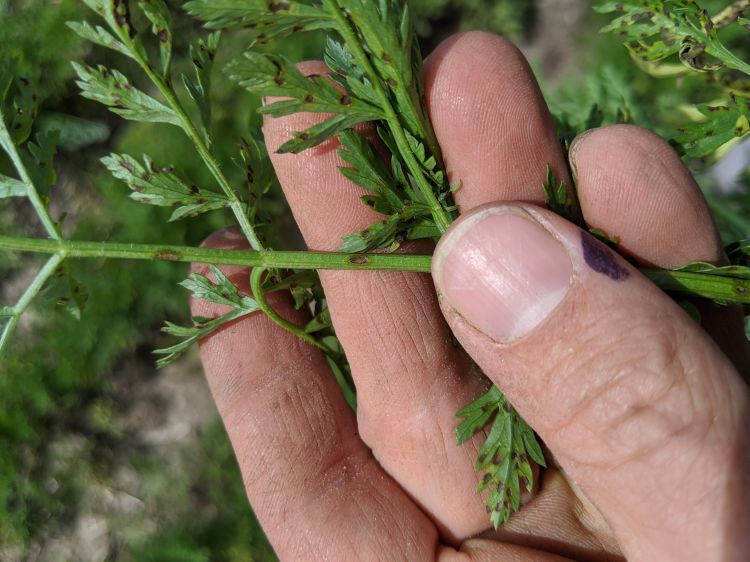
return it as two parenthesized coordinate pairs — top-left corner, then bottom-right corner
(548, 308), (716, 470)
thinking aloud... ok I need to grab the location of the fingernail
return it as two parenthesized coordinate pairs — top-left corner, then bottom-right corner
(434, 206), (573, 342)
(568, 128), (598, 181)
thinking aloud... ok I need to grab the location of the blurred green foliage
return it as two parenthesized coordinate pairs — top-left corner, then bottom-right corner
(1, 0), (749, 558)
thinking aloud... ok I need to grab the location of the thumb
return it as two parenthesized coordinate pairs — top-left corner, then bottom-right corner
(432, 203), (750, 561)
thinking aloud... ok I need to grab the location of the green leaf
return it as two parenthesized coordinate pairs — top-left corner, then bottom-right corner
(542, 166), (584, 226)
(155, 267), (260, 367)
(674, 95), (750, 157)
(228, 52), (384, 120)
(276, 112), (370, 154)
(181, 265), (257, 309)
(304, 307), (332, 334)
(184, 0), (334, 41)
(154, 309), (252, 367)
(139, 0), (173, 76)
(22, 131), (59, 198)
(5, 75), (38, 145)
(181, 32), (221, 143)
(0, 175), (26, 198)
(324, 37), (379, 106)
(336, 130), (434, 252)
(227, 51), (384, 153)
(238, 133), (275, 223)
(72, 62), (182, 128)
(100, 153), (229, 221)
(456, 385), (546, 527)
(38, 262), (88, 320)
(595, 1), (750, 76)
(66, 20), (134, 59)
(337, 129), (405, 213)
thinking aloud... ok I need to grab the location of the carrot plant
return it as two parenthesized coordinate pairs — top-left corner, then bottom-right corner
(1, 0), (749, 529)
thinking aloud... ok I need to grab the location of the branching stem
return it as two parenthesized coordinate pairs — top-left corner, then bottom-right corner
(0, 253), (65, 355)
(109, 25), (264, 251)
(324, 0), (452, 233)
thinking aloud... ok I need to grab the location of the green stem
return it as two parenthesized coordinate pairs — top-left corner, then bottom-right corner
(109, 23), (263, 251)
(0, 235), (432, 272)
(2, 234), (749, 305)
(324, 0), (452, 233)
(0, 115), (61, 241)
(0, 253), (65, 356)
(250, 268), (334, 355)
(641, 268), (750, 305)
(249, 267), (358, 409)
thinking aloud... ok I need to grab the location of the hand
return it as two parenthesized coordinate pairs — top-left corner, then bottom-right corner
(191, 33), (750, 561)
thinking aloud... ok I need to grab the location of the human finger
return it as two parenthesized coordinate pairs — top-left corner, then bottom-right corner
(432, 204), (750, 561)
(262, 60), (492, 539)
(192, 228), (438, 560)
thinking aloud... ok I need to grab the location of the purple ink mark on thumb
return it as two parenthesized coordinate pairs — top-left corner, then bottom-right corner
(581, 233), (630, 281)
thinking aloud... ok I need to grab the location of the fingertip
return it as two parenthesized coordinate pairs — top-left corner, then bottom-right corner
(568, 124), (722, 268)
(424, 31), (567, 211)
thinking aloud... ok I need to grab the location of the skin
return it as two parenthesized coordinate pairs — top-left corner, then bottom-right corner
(190, 33), (750, 561)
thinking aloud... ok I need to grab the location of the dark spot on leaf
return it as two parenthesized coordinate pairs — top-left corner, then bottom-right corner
(142, 172), (151, 181)
(244, 23), (258, 29)
(304, 93), (314, 103)
(190, 185), (200, 195)
(387, 78), (397, 88)
(631, 11), (654, 22)
(298, 132), (310, 141)
(492, 453), (502, 465)
(274, 76), (285, 85)
(292, 25), (304, 32)
(349, 255), (369, 265)
(581, 233), (630, 281)
(193, 58), (204, 69)
(268, 1), (291, 12)
(382, 52), (392, 62)
(736, 286), (747, 295)
(157, 29), (169, 43)
(340, 94), (352, 105)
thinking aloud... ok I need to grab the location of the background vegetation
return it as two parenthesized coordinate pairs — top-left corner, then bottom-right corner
(0, 0), (747, 560)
